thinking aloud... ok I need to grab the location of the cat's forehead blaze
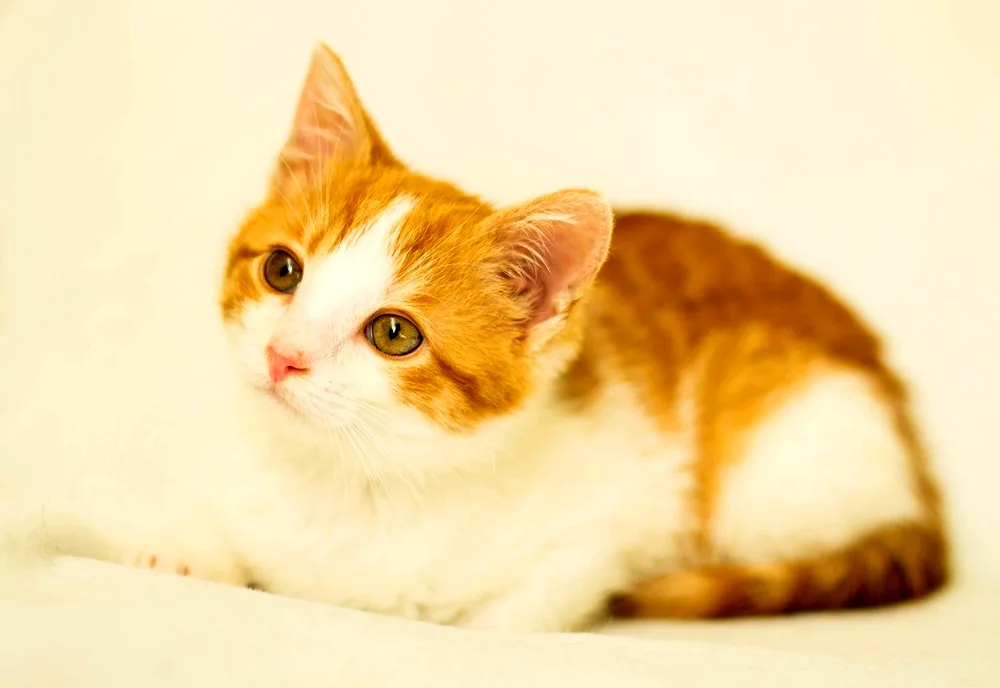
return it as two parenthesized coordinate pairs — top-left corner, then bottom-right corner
(221, 166), (534, 430)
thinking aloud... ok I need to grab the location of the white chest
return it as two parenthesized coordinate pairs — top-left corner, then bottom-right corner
(219, 391), (696, 625)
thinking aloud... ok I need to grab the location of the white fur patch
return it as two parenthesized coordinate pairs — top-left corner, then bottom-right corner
(213, 382), (695, 632)
(300, 195), (414, 326)
(710, 367), (925, 563)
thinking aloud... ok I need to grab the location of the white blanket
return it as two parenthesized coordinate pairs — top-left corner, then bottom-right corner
(2, 555), (989, 687)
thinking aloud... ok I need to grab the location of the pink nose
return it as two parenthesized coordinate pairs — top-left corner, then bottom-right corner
(267, 344), (310, 384)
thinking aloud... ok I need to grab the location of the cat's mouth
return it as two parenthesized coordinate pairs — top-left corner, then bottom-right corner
(255, 382), (309, 420)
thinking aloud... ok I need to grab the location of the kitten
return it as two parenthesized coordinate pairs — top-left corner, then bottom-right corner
(128, 43), (947, 631)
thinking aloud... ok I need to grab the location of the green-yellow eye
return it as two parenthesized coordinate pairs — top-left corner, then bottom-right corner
(365, 314), (423, 357)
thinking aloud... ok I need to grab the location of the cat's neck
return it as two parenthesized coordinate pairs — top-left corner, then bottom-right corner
(239, 379), (575, 504)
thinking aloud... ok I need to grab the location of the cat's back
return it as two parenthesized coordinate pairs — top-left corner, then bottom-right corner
(591, 211), (885, 376)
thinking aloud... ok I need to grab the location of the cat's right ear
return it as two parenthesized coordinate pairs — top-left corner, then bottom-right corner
(270, 43), (397, 198)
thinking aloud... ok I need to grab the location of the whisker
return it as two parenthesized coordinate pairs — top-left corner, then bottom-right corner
(351, 416), (424, 506)
(271, 184), (308, 230)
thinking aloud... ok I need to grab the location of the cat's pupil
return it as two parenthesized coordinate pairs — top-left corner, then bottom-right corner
(365, 314), (422, 356)
(280, 262), (291, 277)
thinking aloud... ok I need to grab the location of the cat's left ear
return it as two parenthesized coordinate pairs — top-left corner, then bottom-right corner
(488, 189), (614, 328)
(270, 43), (397, 197)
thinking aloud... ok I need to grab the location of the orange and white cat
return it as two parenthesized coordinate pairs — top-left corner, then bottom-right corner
(129, 43), (947, 631)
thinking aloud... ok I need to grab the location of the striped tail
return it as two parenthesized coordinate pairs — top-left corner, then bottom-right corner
(608, 522), (948, 619)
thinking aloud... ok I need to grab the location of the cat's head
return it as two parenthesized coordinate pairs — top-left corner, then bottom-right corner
(221, 44), (613, 470)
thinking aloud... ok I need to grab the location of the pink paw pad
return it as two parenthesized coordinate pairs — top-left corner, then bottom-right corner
(130, 552), (193, 577)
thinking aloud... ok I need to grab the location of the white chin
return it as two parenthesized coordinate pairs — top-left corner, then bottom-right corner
(250, 384), (357, 434)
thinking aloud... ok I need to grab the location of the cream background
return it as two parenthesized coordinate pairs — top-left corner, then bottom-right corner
(1, 1), (999, 685)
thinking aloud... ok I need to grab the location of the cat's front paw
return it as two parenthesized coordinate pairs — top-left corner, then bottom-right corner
(123, 550), (247, 587)
(128, 551), (196, 577)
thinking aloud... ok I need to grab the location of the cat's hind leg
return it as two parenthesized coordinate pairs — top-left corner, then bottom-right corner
(611, 364), (947, 619)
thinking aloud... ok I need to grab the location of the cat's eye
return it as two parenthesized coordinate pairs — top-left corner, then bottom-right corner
(365, 314), (423, 357)
(263, 249), (303, 294)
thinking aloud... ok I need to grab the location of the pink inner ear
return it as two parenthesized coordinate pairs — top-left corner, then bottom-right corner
(282, 113), (354, 169)
(500, 192), (613, 326)
(272, 45), (366, 193)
